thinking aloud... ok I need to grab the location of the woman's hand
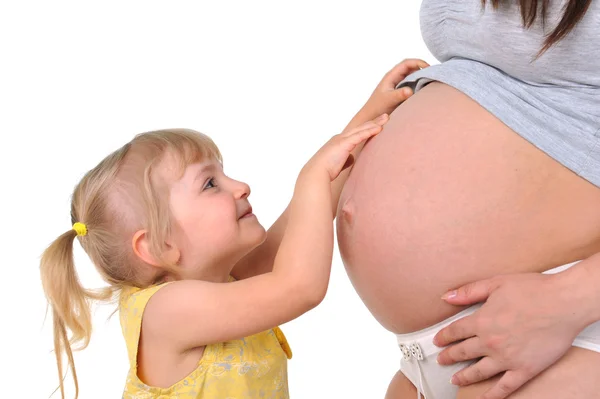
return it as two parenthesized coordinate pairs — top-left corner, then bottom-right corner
(362, 58), (429, 116)
(433, 258), (600, 399)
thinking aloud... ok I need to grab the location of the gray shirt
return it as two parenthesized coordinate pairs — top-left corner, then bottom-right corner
(399, 0), (600, 186)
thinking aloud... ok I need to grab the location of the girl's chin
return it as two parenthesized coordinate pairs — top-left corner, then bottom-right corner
(250, 226), (268, 246)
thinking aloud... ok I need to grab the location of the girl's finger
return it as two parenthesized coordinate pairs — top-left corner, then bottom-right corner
(342, 114), (388, 137)
(416, 59), (430, 69)
(393, 86), (413, 101)
(345, 125), (382, 145)
(383, 59), (429, 84)
(342, 122), (378, 137)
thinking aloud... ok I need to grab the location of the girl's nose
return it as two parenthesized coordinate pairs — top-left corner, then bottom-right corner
(233, 180), (251, 199)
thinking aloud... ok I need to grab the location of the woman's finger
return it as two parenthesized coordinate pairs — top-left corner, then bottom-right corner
(442, 277), (503, 305)
(437, 336), (486, 365)
(433, 314), (476, 347)
(451, 357), (503, 386)
(480, 370), (533, 399)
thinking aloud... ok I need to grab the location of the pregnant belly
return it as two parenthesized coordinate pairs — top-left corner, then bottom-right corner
(336, 82), (600, 334)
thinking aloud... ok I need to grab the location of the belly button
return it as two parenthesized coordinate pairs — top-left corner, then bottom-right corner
(340, 197), (355, 225)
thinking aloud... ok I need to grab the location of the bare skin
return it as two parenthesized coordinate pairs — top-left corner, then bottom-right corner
(456, 347), (600, 399)
(384, 349), (600, 399)
(336, 82), (600, 397)
(384, 372), (418, 399)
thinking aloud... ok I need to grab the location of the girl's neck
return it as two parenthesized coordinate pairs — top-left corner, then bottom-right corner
(185, 265), (234, 284)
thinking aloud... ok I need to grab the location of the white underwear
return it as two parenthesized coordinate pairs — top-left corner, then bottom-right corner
(395, 261), (600, 399)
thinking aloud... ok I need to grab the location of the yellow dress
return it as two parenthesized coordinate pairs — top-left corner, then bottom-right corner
(119, 283), (292, 399)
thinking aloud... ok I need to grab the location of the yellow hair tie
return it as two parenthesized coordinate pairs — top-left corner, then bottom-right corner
(73, 222), (88, 237)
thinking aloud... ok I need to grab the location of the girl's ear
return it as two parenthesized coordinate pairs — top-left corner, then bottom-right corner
(132, 230), (180, 266)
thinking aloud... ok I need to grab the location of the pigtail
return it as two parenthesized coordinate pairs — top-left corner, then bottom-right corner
(40, 230), (94, 399)
(38, 128), (223, 398)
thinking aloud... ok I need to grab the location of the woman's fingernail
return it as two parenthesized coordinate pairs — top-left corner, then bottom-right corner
(403, 87), (412, 95)
(376, 114), (387, 122)
(441, 290), (457, 300)
(450, 375), (458, 385)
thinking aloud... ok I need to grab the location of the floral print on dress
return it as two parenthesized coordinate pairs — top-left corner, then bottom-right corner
(119, 284), (291, 399)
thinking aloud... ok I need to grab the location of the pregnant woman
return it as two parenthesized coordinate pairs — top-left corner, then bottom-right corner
(336, 1), (600, 398)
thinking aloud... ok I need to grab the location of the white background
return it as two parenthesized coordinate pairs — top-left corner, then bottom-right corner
(0, 1), (433, 398)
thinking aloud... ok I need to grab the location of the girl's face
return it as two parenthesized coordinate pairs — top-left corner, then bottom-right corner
(167, 158), (266, 281)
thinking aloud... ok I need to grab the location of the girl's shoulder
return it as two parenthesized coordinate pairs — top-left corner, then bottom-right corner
(119, 282), (174, 330)
(119, 282), (174, 367)
(120, 282), (173, 309)
(120, 276), (233, 312)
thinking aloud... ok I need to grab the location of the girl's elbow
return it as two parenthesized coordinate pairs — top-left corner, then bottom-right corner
(297, 281), (328, 310)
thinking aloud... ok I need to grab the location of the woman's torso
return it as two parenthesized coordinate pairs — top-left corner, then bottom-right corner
(336, 81), (600, 333)
(335, 0), (600, 334)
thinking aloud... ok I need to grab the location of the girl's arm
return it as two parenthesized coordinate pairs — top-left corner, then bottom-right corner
(230, 59), (428, 280)
(143, 119), (386, 349)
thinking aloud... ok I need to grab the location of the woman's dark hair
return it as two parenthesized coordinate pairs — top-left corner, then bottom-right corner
(484, 0), (592, 54)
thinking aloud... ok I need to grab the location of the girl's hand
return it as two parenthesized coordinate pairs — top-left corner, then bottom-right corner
(363, 59), (429, 116)
(303, 114), (388, 182)
(433, 262), (599, 399)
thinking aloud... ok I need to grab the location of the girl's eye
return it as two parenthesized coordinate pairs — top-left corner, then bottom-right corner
(204, 178), (216, 190)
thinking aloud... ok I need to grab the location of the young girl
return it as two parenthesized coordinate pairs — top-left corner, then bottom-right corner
(40, 59), (427, 399)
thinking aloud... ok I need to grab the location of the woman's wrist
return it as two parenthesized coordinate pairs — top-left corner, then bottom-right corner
(557, 253), (600, 327)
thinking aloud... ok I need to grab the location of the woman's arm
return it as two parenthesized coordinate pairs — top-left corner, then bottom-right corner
(433, 252), (600, 399)
(231, 59), (428, 280)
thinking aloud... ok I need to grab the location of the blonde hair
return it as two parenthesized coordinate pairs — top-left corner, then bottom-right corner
(39, 128), (221, 399)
